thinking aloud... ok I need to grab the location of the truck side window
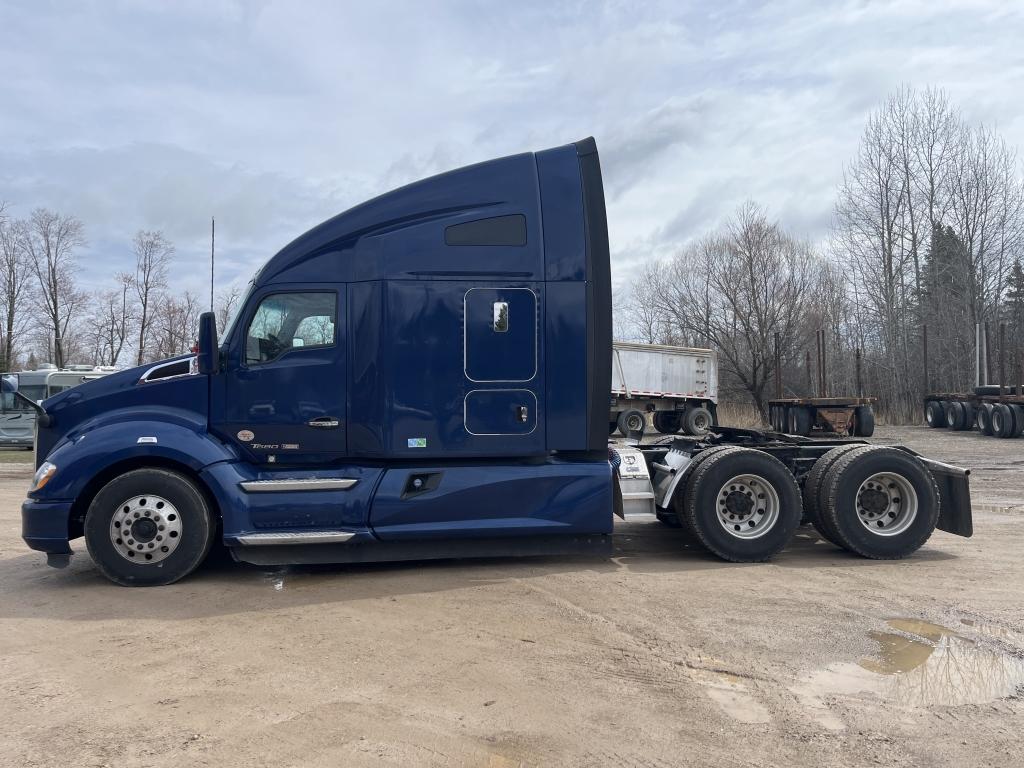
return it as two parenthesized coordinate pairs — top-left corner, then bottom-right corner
(245, 292), (336, 365)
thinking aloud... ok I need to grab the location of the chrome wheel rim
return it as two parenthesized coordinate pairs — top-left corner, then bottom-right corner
(716, 474), (780, 539)
(855, 473), (918, 536)
(109, 495), (182, 563)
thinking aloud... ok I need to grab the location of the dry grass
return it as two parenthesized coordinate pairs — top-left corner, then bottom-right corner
(716, 401), (767, 429)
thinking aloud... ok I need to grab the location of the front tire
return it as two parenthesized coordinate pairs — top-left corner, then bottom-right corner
(680, 447), (801, 562)
(85, 468), (215, 587)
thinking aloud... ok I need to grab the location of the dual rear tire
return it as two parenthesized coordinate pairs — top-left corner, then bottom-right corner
(802, 446), (938, 558)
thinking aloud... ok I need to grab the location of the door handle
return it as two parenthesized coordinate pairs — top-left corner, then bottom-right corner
(307, 417), (341, 428)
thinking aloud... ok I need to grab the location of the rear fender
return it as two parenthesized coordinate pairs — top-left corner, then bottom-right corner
(918, 457), (973, 537)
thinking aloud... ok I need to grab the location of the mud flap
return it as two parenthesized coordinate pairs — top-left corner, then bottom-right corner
(919, 457), (973, 537)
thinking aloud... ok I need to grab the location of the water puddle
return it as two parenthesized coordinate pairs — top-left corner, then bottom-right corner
(793, 617), (1024, 730)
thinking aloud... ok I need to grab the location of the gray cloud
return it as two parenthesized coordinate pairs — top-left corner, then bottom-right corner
(0, 0), (1021, 299)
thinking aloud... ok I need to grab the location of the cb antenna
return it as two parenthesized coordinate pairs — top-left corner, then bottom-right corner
(210, 216), (215, 312)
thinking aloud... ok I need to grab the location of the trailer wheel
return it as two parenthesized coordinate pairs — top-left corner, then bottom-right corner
(84, 468), (215, 587)
(977, 403), (995, 436)
(800, 444), (864, 545)
(1014, 406), (1024, 438)
(609, 420), (618, 436)
(788, 406), (813, 436)
(617, 409), (646, 437)
(681, 447), (801, 562)
(852, 406), (875, 437)
(819, 446), (939, 559)
(683, 406), (714, 436)
(959, 402), (975, 431)
(925, 400), (946, 428)
(992, 403), (1016, 438)
(653, 412), (681, 434)
(944, 401), (966, 430)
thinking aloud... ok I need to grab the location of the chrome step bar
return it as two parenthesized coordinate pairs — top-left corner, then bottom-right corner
(239, 478), (358, 493)
(235, 530), (356, 546)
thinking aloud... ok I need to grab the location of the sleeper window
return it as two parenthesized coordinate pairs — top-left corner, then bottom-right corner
(245, 292), (336, 365)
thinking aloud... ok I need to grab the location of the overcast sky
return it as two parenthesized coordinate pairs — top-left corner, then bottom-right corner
(2, 0), (1022, 298)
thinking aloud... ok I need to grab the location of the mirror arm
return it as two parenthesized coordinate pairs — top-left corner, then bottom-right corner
(15, 391), (51, 427)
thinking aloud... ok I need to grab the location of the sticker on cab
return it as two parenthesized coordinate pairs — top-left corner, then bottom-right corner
(407, 437), (427, 448)
(237, 429), (255, 442)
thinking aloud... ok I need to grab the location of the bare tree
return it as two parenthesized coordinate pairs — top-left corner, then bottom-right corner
(214, 284), (243, 335)
(647, 203), (820, 416)
(0, 207), (37, 370)
(132, 230), (173, 365)
(87, 273), (134, 366)
(21, 209), (86, 369)
(150, 291), (201, 361)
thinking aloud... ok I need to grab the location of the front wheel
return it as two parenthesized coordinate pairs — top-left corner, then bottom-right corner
(679, 447), (801, 562)
(84, 468), (215, 586)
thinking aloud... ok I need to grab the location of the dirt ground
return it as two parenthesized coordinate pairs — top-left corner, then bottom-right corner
(1, 426), (1022, 768)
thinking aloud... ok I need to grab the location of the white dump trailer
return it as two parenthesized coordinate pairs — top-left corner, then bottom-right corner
(610, 342), (718, 436)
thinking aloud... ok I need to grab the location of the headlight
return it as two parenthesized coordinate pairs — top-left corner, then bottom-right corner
(30, 461), (57, 493)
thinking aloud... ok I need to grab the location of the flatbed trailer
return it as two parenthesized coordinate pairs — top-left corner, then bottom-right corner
(768, 397), (875, 437)
(924, 390), (1024, 438)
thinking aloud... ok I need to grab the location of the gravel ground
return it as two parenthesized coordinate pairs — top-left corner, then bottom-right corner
(1, 426), (1022, 767)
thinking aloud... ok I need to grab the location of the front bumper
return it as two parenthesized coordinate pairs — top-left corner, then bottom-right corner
(22, 498), (74, 554)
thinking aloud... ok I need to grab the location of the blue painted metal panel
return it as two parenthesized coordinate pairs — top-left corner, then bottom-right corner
(537, 145), (586, 282)
(200, 462), (382, 535)
(210, 284), (348, 461)
(369, 459), (613, 540)
(385, 280), (546, 458)
(347, 280), (388, 457)
(545, 282), (588, 449)
(464, 288), (537, 382)
(465, 390), (536, 435)
(258, 153), (544, 287)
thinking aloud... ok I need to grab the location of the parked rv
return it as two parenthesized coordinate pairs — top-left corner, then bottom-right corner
(0, 366), (116, 449)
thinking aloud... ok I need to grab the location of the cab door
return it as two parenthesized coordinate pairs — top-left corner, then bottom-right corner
(211, 286), (347, 460)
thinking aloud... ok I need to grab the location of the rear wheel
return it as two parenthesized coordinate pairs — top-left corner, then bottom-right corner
(683, 406), (714, 436)
(925, 400), (946, 428)
(852, 406), (875, 437)
(1014, 405), (1024, 438)
(944, 401), (966, 430)
(992, 403), (1016, 438)
(652, 411), (681, 434)
(617, 409), (646, 437)
(789, 406), (813, 436)
(84, 468), (215, 587)
(680, 447), (801, 562)
(800, 444), (864, 544)
(818, 446), (939, 559)
(977, 404), (995, 436)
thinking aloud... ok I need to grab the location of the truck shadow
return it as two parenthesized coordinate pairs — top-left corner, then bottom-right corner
(0, 525), (958, 622)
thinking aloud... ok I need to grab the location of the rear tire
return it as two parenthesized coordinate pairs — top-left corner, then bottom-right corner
(801, 444), (864, 545)
(681, 447), (801, 562)
(84, 468), (214, 587)
(852, 406), (875, 437)
(1014, 405), (1024, 438)
(652, 411), (681, 434)
(944, 401), (966, 430)
(789, 406), (813, 436)
(617, 409), (646, 437)
(819, 446), (939, 559)
(977, 404), (995, 436)
(993, 403), (1016, 438)
(925, 400), (946, 428)
(683, 406), (714, 436)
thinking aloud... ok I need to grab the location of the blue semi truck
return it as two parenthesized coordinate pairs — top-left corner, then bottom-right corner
(5, 138), (973, 586)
